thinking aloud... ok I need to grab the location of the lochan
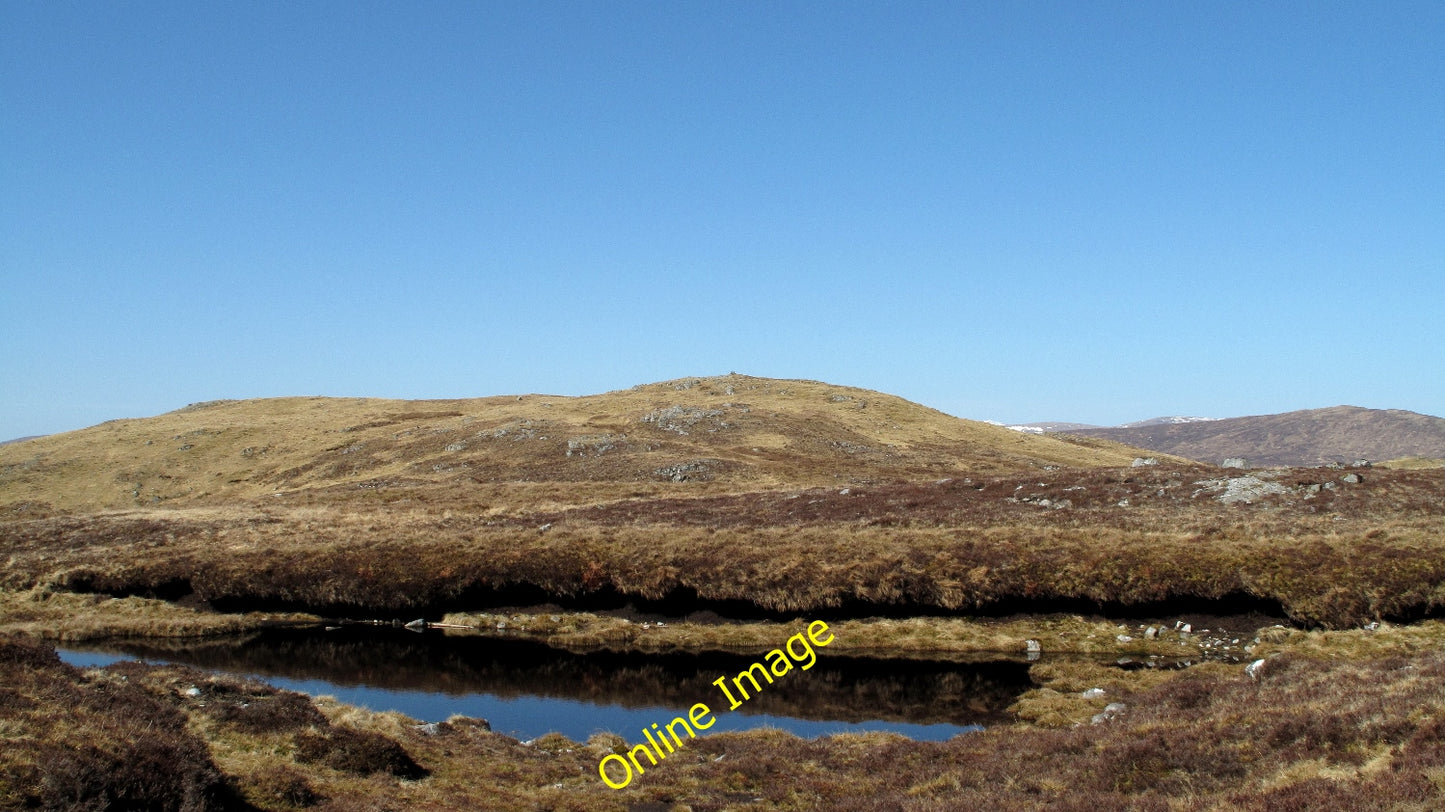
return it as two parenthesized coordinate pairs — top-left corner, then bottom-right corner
(713, 620), (834, 709)
(597, 620), (835, 789)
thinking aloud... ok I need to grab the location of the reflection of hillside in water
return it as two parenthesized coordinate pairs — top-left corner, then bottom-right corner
(75, 628), (1030, 727)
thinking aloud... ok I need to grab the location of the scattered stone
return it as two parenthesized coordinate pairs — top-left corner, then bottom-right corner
(184, 686), (202, 698)
(404, 619), (426, 630)
(1180, 623), (1192, 634)
(1025, 639), (1042, 653)
(565, 434), (624, 457)
(487, 419), (542, 441)
(1342, 473), (1363, 484)
(1082, 688), (1106, 699)
(414, 722), (441, 736)
(1144, 626), (1158, 640)
(1018, 494), (1072, 510)
(1195, 475), (1291, 504)
(654, 460), (717, 482)
(1132, 457), (1158, 467)
(641, 405), (726, 434)
(1246, 659), (1267, 680)
(1091, 703), (1127, 724)
(444, 442), (467, 452)
(1116, 634), (1134, 643)
(1352, 459), (1372, 468)
(1222, 457), (1248, 469)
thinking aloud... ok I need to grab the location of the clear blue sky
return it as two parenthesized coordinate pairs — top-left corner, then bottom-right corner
(3, 1), (1442, 440)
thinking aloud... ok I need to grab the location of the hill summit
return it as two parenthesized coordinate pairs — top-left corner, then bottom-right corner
(0, 374), (1166, 513)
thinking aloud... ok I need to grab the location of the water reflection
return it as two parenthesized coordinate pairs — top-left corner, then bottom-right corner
(60, 627), (1030, 742)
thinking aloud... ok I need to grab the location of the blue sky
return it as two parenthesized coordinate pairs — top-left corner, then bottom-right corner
(3, 1), (1442, 439)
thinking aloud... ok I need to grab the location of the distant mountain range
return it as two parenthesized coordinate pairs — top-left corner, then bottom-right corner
(1007, 416), (1224, 434)
(1012, 406), (1445, 467)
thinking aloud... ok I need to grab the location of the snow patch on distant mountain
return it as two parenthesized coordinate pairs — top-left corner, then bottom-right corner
(1005, 417), (1220, 434)
(1118, 416), (1222, 428)
(1006, 422), (1103, 434)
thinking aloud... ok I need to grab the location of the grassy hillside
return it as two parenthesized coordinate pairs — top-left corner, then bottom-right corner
(4, 375), (1445, 629)
(0, 374), (1167, 514)
(1063, 405), (1445, 467)
(7, 376), (1445, 808)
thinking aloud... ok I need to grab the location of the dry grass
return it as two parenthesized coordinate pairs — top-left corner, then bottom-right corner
(4, 465), (1442, 628)
(0, 374), (1175, 514)
(0, 637), (234, 810)
(437, 611), (1238, 662)
(0, 586), (314, 643)
(9, 628), (1445, 810)
(6, 374), (1440, 633)
(6, 374), (1445, 806)
(1379, 456), (1445, 470)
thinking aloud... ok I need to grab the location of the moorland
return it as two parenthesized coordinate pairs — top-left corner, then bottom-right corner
(4, 374), (1445, 810)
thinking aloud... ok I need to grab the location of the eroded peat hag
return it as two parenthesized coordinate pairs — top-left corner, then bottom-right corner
(8, 464), (1445, 631)
(6, 384), (1445, 807)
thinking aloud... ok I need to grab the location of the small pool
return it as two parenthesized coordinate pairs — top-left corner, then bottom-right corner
(59, 627), (1028, 743)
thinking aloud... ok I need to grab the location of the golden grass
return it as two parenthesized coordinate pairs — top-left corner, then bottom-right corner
(438, 611), (1217, 660)
(1379, 456), (1445, 470)
(0, 586), (314, 643)
(10, 626), (1445, 810)
(0, 374), (1179, 514)
(5, 471), (1442, 628)
(7, 375), (1445, 806)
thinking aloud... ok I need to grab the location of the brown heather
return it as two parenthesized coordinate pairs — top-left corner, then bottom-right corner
(2, 461), (1443, 627)
(0, 374), (1166, 514)
(8, 630), (1445, 810)
(5, 375), (1445, 808)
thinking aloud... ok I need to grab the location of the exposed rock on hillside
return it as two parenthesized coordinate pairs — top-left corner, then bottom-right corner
(0, 374), (1175, 512)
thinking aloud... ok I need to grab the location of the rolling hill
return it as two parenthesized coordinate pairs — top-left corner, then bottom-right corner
(1059, 405), (1445, 467)
(0, 374), (1169, 513)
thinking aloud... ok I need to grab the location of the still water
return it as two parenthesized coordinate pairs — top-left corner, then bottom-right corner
(59, 626), (1030, 742)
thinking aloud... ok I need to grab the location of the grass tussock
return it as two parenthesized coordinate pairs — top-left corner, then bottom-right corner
(0, 374), (1163, 515)
(0, 585), (314, 643)
(7, 629), (1445, 809)
(5, 466), (1443, 629)
(0, 637), (232, 811)
(440, 611), (1222, 661)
